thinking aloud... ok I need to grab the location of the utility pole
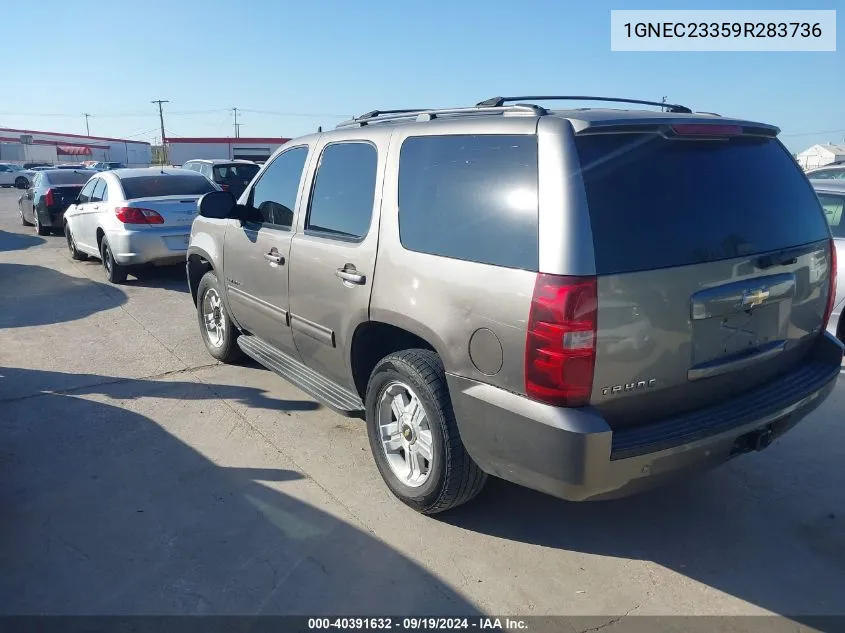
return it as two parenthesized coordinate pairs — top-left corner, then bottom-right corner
(151, 99), (169, 164)
(661, 96), (667, 112)
(83, 113), (91, 136)
(231, 107), (240, 138)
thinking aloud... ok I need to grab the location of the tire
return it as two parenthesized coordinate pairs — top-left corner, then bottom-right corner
(365, 349), (486, 514)
(33, 210), (49, 236)
(196, 270), (244, 363)
(19, 203), (32, 227)
(15, 177), (28, 189)
(100, 237), (128, 283)
(65, 223), (88, 261)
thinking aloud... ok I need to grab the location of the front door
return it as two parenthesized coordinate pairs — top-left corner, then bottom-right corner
(288, 137), (384, 390)
(223, 145), (311, 358)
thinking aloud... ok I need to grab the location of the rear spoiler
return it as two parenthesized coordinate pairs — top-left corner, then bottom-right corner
(572, 119), (780, 139)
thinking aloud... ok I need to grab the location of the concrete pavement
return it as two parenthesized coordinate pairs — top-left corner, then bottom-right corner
(1, 187), (843, 619)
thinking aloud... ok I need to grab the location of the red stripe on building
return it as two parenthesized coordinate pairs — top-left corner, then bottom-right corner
(0, 127), (150, 145)
(0, 136), (109, 150)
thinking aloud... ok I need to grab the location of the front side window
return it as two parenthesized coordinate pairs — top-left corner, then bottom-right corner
(306, 142), (377, 240)
(248, 146), (309, 228)
(91, 179), (107, 202)
(398, 134), (539, 270)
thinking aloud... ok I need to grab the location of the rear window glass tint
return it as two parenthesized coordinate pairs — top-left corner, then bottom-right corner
(398, 134), (539, 271)
(120, 174), (215, 199)
(818, 193), (845, 238)
(213, 164), (260, 181)
(575, 134), (830, 274)
(43, 171), (91, 185)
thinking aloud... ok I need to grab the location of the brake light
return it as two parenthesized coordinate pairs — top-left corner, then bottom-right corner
(823, 240), (837, 330)
(525, 274), (597, 407)
(115, 206), (165, 225)
(670, 124), (742, 137)
(219, 183), (230, 191)
(44, 188), (54, 206)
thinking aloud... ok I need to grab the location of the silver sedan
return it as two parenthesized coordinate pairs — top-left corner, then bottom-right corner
(63, 167), (218, 283)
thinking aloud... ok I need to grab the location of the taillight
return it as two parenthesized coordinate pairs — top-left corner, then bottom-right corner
(525, 274), (597, 407)
(823, 240), (837, 330)
(44, 188), (54, 206)
(219, 183), (230, 191)
(670, 124), (742, 137)
(115, 206), (165, 225)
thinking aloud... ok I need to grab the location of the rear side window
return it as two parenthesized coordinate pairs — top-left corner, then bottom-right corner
(91, 179), (107, 202)
(398, 135), (539, 270)
(575, 134), (831, 274)
(818, 193), (845, 238)
(306, 142), (377, 240)
(120, 174), (215, 199)
(213, 163), (260, 182)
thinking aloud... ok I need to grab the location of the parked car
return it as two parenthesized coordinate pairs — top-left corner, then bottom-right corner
(18, 169), (91, 236)
(806, 164), (845, 180)
(811, 179), (845, 341)
(0, 163), (32, 189)
(63, 168), (217, 283)
(187, 96), (843, 515)
(89, 161), (126, 171)
(182, 159), (260, 199)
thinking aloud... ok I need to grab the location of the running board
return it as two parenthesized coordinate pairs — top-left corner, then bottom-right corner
(237, 335), (364, 417)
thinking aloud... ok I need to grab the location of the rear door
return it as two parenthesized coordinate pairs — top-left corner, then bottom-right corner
(577, 129), (834, 427)
(223, 146), (311, 358)
(287, 138), (383, 390)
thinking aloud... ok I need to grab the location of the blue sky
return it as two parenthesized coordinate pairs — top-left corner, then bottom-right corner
(1, 0), (842, 152)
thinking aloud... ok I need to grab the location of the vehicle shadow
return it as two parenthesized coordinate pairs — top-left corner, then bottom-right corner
(125, 264), (190, 293)
(0, 229), (45, 253)
(0, 264), (127, 329)
(0, 366), (320, 414)
(0, 368), (478, 615)
(442, 415), (845, 620)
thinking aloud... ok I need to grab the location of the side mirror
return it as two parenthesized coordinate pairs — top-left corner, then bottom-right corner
(198, 190), (238, 219)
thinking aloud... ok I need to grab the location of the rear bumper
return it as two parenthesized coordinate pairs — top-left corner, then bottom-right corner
(448, 332), (843, 502)
(104, 227), (190, 266)
(38, 205), (73, 228)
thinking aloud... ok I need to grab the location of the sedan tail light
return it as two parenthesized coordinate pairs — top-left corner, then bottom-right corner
(44, 188), (54, 206)
(115, 206), (165, 225)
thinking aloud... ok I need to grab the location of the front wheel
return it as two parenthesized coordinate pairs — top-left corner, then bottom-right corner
(100, 237), (128, 283)
(365, 349), (487, 514)
(19, 203), (32, 227)
(65, 223), (88, 260)
(196, 270), (243, 363)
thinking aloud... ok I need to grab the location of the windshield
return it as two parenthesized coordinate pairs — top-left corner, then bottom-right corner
(119, 174), (216, 199)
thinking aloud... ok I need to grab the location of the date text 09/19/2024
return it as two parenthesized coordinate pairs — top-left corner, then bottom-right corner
(307, 617), (529, 631)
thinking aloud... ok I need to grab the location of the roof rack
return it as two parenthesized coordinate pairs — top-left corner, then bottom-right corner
(335, 104), (546, 128)
(477, 95), (693, 114)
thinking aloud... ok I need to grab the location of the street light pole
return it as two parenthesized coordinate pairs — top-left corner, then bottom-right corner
(151, 99), (170, 164)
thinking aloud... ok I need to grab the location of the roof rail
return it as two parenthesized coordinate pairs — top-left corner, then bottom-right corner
(477, 95), (693, 114)
(335, 104), (546, 128)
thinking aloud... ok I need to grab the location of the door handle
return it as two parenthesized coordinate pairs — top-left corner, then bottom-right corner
(263, 252), (284, 265)
(335, 266), (366, 285)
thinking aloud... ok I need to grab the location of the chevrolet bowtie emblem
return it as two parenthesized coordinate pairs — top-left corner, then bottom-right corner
(740, 287), (769, 310)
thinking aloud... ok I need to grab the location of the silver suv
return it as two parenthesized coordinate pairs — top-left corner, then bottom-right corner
(187, 96), (843, 514)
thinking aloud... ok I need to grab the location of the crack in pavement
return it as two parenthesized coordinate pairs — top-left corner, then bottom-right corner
(578, 604), (641, 633)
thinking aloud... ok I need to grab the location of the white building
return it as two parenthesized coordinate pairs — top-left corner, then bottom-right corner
(166, 137), (290, 166)
(795, 143), (845, 171)
(0, 127), (151, 166)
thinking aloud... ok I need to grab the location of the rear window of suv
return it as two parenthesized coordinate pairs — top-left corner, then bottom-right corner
(213, 164), (260, 181)
(120, 174), (216, 199)
(575, 134), (830, 274)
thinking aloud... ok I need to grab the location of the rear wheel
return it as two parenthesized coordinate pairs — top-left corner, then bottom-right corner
(365, 349), (487, 514)
(100, 238), (128, 283)
(65, 223), (88, 261)
(196, 270), (243, 363)
(33, 211), (49, 236)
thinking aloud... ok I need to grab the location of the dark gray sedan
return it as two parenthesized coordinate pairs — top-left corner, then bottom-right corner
(18, 169), (92, 236)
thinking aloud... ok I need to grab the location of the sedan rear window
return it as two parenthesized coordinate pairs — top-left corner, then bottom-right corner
(43, 171), (91, 185)
(120, 174), (216, 199)
(575, 134), (831, 274)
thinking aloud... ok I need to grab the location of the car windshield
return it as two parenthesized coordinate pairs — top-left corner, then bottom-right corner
(213, 164), (260, 181)
(119, 174), (216, 199)
(43, 171), (91, 185)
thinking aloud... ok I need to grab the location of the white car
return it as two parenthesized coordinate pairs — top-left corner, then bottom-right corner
(63, 168), (217, 283)
(0, 163), (31, 189)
